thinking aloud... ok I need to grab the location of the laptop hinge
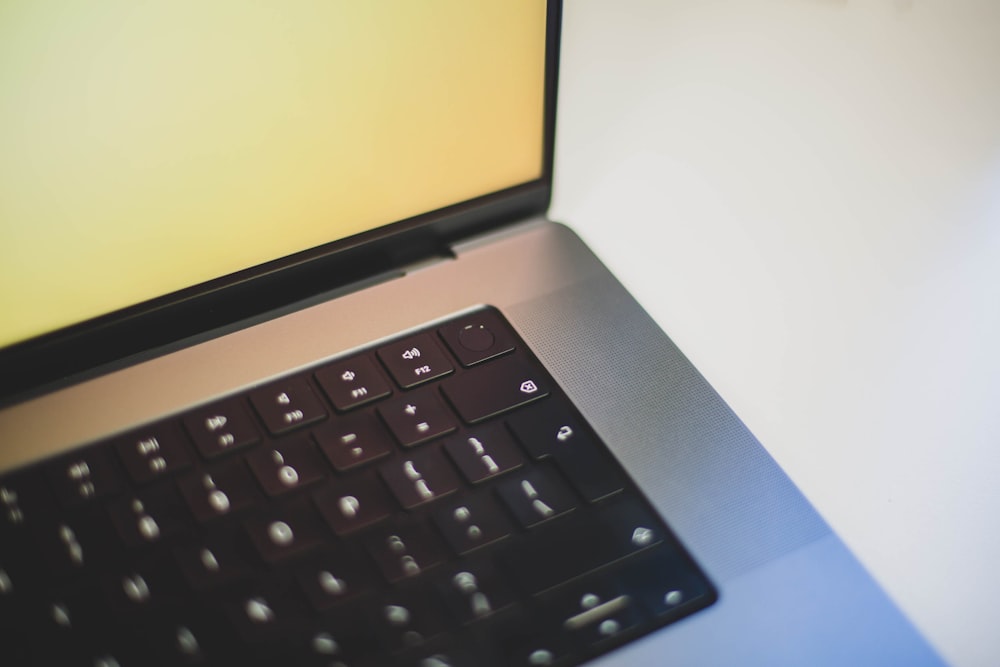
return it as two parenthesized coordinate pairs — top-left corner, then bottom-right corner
(397, 250), (457, 276)
(450, 214), (551, 257)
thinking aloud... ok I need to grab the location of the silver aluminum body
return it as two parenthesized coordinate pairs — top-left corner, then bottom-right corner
(0, 220), (941, 665)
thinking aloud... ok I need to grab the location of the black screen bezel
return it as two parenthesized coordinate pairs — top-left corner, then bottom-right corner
(0, 1), (562, 404)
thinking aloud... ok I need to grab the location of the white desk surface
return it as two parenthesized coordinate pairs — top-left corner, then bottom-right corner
(551, 2), (1000, 666)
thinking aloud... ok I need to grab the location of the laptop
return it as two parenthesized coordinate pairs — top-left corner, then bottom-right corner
(0, 1), (942, 665)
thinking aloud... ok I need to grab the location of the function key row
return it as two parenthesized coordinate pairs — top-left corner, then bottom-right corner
(30, 311), (534, 513)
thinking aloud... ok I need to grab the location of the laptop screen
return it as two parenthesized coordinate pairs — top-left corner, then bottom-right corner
(0, 0), (547, 350)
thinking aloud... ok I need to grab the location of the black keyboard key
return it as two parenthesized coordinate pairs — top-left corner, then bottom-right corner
(224, 589), (296, 643)
(495, 611), (573, 667)
(506, 403), (584, 460)
(46, 448), (123, 507)
(437, 309), (516, 367)
(507, 403), (624, 501)
(34, 513), (120, 577)
(364, 521), (447, 583)
(249, 378), (327, 435)
(434, 558), (515, 624)
(619, 547), (715, 620)
(1, 469), (54, 532)
(58, 592), (115, 653)
(440, 356), (549, 424)
(108, 504), (162, 550)
(34, 522), (90, 575)
(23, 585), (111, 661)
(432, 495), (512, 556)
(377, 389), (458, 448)
(0, 562), (20, 611)
(108, 485), (189, 548)
(498, 499), (666, 596)
(540, 575), (643, 648)
(372, 585), (451, 652)
(0, 562), (32, 645)
(443, 424), (524, 484)
(103, 556), (182, 616)
(115, 422), (193, 484)
(177, 463), (259, 523)
(140, 612), (222, 666)
(245, 499), (328, 563)
(246, 437), (328, 497)
(295, 550), (373, 611)
(314, 476), (394, 536)
(377, 333), (454, 388)
(292, 605), (376, 666)
(183, 399), (260, 459)
(315, 355), (392, 411)
(79, 629), (147, 667)
(379, 449), (460, 510)
(495, 467), (577, 529)
(314, 413), (394, 472)
(174, 539), (252, 591)
(550, 438), (624, 503)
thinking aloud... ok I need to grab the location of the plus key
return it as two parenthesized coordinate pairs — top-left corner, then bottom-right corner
(376, 388), (458, 448)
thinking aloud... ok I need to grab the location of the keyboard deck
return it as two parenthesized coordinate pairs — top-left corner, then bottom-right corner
(0, 307), (715, 666)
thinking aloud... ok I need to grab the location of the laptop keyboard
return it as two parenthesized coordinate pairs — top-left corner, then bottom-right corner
(0, 307), (715, 666)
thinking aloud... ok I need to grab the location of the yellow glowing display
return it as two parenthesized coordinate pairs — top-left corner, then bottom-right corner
(0, 0), (546, 348)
